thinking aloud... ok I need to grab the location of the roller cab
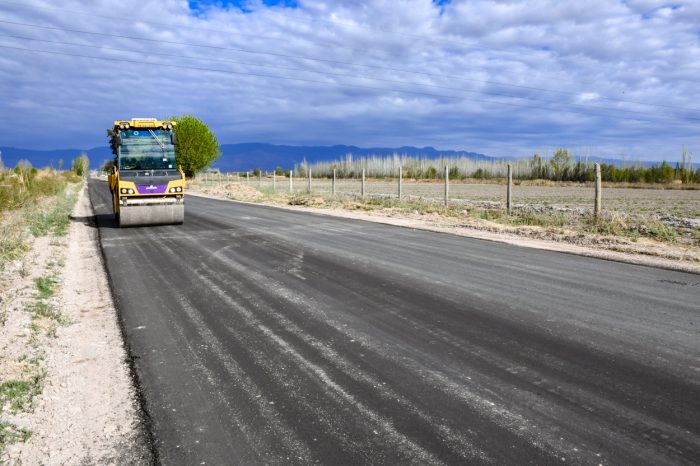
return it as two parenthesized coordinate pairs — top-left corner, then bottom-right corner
(108, 118), (185, 227)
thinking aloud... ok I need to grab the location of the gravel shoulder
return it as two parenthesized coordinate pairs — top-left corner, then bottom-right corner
(1, 185), (151, 464)
(189, 185), (700, 274)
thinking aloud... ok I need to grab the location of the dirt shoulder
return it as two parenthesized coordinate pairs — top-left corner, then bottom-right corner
(189, 183), (700, 274)
(1, 184), (151, 464)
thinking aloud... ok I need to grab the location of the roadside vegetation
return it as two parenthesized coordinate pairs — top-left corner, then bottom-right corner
(291, 194), (692, 245)
(0, 155), (86, 454)
(0, 160), (83, 271)
(170, 114), (220, 177)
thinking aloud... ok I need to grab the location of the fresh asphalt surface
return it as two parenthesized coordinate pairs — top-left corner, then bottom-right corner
(88, 179), (700, 465)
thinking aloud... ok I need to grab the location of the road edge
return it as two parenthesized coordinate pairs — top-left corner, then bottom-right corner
(87, 179), (160, 465)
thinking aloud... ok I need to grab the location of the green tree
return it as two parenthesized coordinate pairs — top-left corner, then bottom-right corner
(550, 148), (572, 181)
(169, 115), (220, 177)
(71, 153), (90, 177)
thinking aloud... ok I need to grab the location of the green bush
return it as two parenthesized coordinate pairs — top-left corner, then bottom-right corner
(71, 153), (89, 177)
(169, 115), (220, 177)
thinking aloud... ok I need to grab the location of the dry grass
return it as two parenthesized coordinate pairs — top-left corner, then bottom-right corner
(0, 173), (81, 272)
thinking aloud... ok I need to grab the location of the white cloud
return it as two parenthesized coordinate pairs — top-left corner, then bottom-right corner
(0, 0), (697, 161)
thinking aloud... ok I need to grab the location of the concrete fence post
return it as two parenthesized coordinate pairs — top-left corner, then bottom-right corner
(444, 165), (449, 206)
(236, 172), (239, 182)
(246, 171), (249, 184)
(289, 170), (294, 193)
(219, 172), (222, 185)
(398, 166), (403, 200)
(273, 171), (276, 191)
(307, 168), (312, 194)
(332, 169), (336, 196)
(258, 171), (262, 188)
(507, 163), (513, 214)
(595, 163), (602, 217)
(361, 168), (366, 197)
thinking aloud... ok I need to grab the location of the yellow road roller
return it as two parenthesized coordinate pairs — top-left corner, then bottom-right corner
(108, 118), (185, 227)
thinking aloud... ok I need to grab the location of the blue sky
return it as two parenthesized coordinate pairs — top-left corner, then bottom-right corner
(188, 0), (299, 13)
(0, 0), (699, 162)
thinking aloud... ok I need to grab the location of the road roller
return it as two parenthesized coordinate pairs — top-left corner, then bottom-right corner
(108, 118), (185, 227)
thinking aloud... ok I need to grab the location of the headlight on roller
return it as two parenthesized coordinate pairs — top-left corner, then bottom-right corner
(127, 188), (135, 194)
(176, 186), (182, 192)
(120, 188), (127, 194)
(169, 187), (176, 193)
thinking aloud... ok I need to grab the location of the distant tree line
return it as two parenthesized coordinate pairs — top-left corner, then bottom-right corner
(291, 147), (699, 184)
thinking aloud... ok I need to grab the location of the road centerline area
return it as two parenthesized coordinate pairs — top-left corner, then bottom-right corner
(88, 179), (700, 465)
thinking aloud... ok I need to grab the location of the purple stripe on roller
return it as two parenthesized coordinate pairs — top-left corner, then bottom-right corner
(136, 184), (168, 194)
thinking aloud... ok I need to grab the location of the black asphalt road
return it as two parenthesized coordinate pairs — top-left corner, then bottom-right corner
(88, 179), (700, 465)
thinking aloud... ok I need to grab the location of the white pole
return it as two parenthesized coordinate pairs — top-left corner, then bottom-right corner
(332, 169), (336, 196)
(507, 163), (512, 214)
(595, 163), (602, 217)
(289, 169), (293, 193)
(361, 168), (365, 197)
(444, 165), (449, 207)
(398, 165), (402, 200)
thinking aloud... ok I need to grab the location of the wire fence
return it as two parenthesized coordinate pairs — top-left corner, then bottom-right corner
(190, 167), (700, 220)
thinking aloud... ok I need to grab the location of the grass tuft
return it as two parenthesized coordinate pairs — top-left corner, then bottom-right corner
(0, 380), (36, 413)
(34, 276), (57, 299)
(0, 421), (31, 448)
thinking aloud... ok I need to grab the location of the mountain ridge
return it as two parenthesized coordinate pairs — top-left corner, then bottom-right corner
(0, 143), (493, 171)
(0, 143), (679, 171)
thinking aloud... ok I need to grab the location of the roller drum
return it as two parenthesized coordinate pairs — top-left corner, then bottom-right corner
(118, 204), (184, 227)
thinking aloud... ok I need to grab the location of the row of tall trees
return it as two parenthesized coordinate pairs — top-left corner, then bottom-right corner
(294, 148), (699, 184)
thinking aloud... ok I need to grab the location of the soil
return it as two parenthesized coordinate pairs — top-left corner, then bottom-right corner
(0, 185), (151, 464)
(189, 184), (700, 274)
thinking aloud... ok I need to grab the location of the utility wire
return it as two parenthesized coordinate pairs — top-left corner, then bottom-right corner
(0, 17), (696, 114)
(1, 32), (693, 122)
(0, 0), (514, 54)
(1, 43), (698, 128)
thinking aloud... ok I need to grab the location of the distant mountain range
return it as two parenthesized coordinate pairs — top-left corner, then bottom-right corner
(0, 143), (686, 171)
(0, 143), (493, 171)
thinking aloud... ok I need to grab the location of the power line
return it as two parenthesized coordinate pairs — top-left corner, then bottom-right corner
(1, 32), (693, 122)
(1, 43), (698, 129)
(0, 16), (696, 114)
(0, 0), (377, 58)
(0, 0), (512, 54)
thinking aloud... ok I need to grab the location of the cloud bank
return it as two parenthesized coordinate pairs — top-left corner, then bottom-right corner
(0, 0), (698, 161)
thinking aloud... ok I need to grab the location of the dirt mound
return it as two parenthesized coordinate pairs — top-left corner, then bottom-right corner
(288, 196), (326, 207)
(199, 183), (263, 202)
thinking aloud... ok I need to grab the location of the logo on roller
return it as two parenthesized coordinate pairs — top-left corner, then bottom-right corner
(146, 185), (157, 190)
